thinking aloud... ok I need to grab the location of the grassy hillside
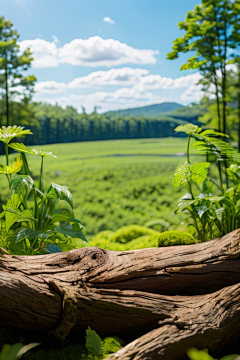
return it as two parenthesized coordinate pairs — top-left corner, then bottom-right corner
(105, 102), (183, 117)
(0, 138), (195, 240)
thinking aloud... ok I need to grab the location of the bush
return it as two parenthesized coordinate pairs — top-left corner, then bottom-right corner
(156, 231), (196, 247)
(89, 226), (160, 251)
(110, 225), (159, 244)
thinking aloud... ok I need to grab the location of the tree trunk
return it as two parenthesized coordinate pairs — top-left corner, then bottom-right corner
(1, 229), (240, 358)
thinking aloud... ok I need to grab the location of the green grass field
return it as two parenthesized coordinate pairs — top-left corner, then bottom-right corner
(0, 137), (193, 241)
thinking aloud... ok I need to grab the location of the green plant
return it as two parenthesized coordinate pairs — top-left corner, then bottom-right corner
(0, 16), (36, 127)
(173, 123), (240, 242)
(156, 230), (195, 247)
(187, 347), (239, 360)
(82, 327), (124, 360)
(0, 343), (39, 360)
(110, 225), (159, 244)
(0, 125), (87, 254)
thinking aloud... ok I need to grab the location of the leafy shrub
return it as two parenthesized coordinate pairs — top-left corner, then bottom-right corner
(173, 123), (240, 242)
(89, 225), (159, 251)
(128, 234), (159, 250)
(156, 230), (196, 247)
(144, 218), (170, 232)
(110, 225), (159, 244)
(0, 126), (86, 255)
(82, 327), (124, 359)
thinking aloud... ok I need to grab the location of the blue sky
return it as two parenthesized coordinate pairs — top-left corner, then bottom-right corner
(0, 0), (203, 113)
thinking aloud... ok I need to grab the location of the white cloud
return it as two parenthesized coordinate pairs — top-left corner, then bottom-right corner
(20, 36), (159, 68)
(180, 84), (204, 103)
(34, 87), (166, 113)
(19, 38), (59, 68)
(103, 16), (115, 24)
(52, 35), (59, 44)
(68, 67), (149, 88)
(35, 68), (201, 95)
(134, 72), (202, 91)
(35, 81), (67, 94)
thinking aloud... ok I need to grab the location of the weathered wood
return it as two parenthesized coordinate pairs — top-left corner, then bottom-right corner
(1, 229), (240, 357)
(105, 283), (240, 360)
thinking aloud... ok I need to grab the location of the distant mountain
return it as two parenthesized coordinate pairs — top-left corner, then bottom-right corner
(105, 102), (184, 117)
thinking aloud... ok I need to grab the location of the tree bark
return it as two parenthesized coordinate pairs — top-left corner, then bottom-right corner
(1, 229), (240, 358)
(105, 283), (240, 360)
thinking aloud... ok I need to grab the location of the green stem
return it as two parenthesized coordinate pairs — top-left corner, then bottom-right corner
(217, 160), (223, 193)
(32, 236), (39, 250)
(5, 144), (11, 190)
(39, 156), (44, 192)
(187, 135), (191, 163)
(5, 174), (11, 191)
(33, 186), (38, 229)
(224, 160), (229, 189)
(21, 153), (30, 175)
(5, 144), (9, 166)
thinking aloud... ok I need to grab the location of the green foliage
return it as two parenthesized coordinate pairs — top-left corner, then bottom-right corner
(0, 126), (32, 145)
(0, 126), (86, 255)
(82, 328), (125, 360)
(0, 137), (188, 240)
(0, 343), (39, 360)
(0, 326), (124, 360)
(0, 99), (203, 145)
(144, 218), (170, 231)
(167, 0), (240, 135)
(156, 230), (195, 247)
(110, 225), (159, 244)
(187, 347), (239, 360)
(105, 102), (183, 117)
(89, 225), (160, 251)
(85, 327), (103, 356)
(0, 16), (36, 126)
(173, 123), (240, 241)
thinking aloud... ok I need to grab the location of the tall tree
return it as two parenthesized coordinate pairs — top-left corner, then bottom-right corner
(167, 0), (240, 135)
(0, 16), (36, 126)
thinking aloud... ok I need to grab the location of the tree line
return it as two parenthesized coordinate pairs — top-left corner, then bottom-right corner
(10, 103), (187, 147)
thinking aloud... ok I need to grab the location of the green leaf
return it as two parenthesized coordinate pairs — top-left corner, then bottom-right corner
(15, 343), (40, 359)
(85, 326), (103, 356)
(51, 214), (73, 223)
(200, 129), (227, 138)
(0, 343), (23, 360)
(45, 244), (62, 254)
(55, 223), (87, 242)
(174, 124), (201, 135)
(15, 228), (48, 243)
(220, 355), (239, 360)
(5, 194), (21, 232)
(0, 126), (32, 145)
(193, 141), (209, 154)
(47, 183), (73, 208)
(5, 208), (35, 223)
(187, 347), (214, 360)
(0, 155), (23, 175)
(190, 162), (210, 185)
(176, 199), (197, 213)
(10, 175), (34, 199)
(204, 196), (224, 202)
(173, 162), (191, 189)
(52, 214), (83, 226)
(195, 205), (208, 218)
(180, 62), (192, 70)
(9, 143), (57, 158)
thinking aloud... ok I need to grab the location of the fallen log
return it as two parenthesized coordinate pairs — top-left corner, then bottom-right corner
(105, 283), (240, 359)
(1, 229), (240, 358)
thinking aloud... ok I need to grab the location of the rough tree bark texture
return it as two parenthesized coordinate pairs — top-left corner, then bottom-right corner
(1, 229), (240, 359)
